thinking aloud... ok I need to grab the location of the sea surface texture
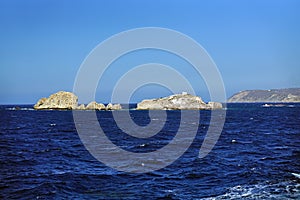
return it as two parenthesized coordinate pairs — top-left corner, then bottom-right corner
(0, 103), (299, 199)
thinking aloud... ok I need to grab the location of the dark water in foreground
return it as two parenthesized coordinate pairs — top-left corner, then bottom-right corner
(0, 103), (299, 199)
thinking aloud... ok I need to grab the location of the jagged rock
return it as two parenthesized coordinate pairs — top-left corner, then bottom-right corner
(34, 91), (78, 110)
(207, 102), (223, 110)
(113, 104), (122, 110)
(228, 88), (300, 102)
(106, 103), (122, 110)
(136, 93), (222, 110)
(34, 91), (124, 110)
(106, 103), (113, 110)
(75, 104), (86, 110)
(85, 101), (106, 110)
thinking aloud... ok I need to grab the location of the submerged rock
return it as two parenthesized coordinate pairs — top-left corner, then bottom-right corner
(34, 91), (78, 110)
(136, 93), (222, 110)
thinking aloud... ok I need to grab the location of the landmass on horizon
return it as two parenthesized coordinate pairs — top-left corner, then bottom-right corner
(228, 88), (300, 103)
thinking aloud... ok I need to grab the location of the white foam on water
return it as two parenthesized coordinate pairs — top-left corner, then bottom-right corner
(202, 181), (300, 200)
(6, 107), (34, 111)
(292, 173), (300, 179)
(21, 108), (34, 110)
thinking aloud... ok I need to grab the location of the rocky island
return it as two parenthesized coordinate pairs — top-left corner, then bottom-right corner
(34, 91), (122, 110)
(136, 92), (223, 110)
(228, 88), (300, 103)
(34, 91), (222, 110)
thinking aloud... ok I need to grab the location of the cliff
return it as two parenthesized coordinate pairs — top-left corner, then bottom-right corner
(228, 88), (300, 103)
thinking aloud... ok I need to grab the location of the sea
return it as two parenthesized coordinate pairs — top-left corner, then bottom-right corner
(0, 103), (299, 199)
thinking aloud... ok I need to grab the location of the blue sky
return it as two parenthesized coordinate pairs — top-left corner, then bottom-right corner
(0, 0), (299, 104)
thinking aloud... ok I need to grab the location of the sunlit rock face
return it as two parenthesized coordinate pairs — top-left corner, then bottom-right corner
(34, 91), (78, 110)
(34, 91), (123, 110)
(85, 101), (106, 110)
(106, 103), (122, 110)
(137, 93), (222, 110)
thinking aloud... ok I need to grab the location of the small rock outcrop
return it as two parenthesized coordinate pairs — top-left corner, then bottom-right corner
(34, 91), (78, 110)
(75, 104), (86, 110)
(136, 93), (222, 110)
(207, 101), (223, 110)
(106, 103), (122, 110)
(85, 101), (106, 110)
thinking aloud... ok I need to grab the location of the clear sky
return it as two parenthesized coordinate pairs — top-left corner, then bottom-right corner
(0, 0), (299, 104)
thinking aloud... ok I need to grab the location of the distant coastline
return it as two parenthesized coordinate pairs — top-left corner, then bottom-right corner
(228, 88), (300, 103)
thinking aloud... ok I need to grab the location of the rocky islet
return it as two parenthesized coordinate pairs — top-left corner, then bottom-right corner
(136, 93), (223, 110)
(34, 91), (122, 110)
(34, 91), (223, 110)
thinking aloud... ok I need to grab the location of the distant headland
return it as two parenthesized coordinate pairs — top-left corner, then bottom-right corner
(33, 91), (223, 110)
(228, 88), (300, 103)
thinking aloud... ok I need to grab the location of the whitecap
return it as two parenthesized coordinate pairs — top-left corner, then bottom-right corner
(292, 172), (300, 179)
(151, 118), (159, 121)
(202, 181), (300, 200)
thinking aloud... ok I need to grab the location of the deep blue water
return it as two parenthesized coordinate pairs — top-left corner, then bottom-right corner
(0, 103), (299, 199)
